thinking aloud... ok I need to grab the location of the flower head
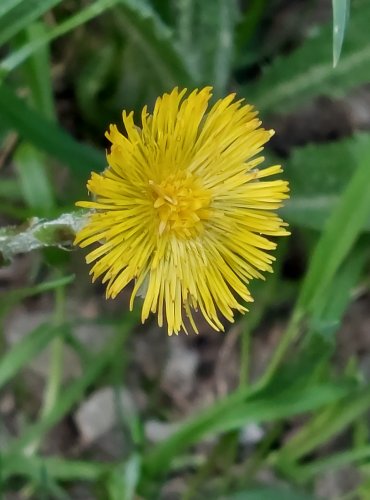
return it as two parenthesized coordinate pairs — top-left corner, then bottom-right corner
(75, 87), (290, 335)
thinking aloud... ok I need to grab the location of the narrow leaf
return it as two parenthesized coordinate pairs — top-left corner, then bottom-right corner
(0, 82), (104, 178)
(281, 134), (370, 232)
(0, 0), (62, 46)
(176, 0), (237, 95)
(332, 0), (350, 67)
(144, 381), (354, 474)
(0, 0), (121, 75)
(117, 0), (196, 88)
(0, 0), (24, 20)
(2, 454), (110, 481)
(278, 386), (370, 464)
(295, 446), (370, 482)
(6, 314), (137, 455)
(19, 21), (56, 120)
(0, 323), (66, 389)
(297, 135), (370, 313)
(242, 2), (370, 115)
(15, 143), (55, 215)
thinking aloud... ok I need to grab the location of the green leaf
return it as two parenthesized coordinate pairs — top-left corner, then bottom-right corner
(295, 446), (370, 482)
(277, 385), (370, 465)
(0, 275), (75, 316)
(106, 455), (141, 500)
(281, 135), (370, 231)
(0, 0), (123, 75)
(296, 135), (370, 314)
(0, 82), (104, 178)
(0, 323), (66, 389)
(6, 313), (138, 455)
(12, 21), (56, 216)
(332, 0), (350, 67)
(0, 0), (62, 47)
(0, 0), (24, 23)
(18, 21), (56, 120)
(308, 240), (369, 341)
(15, 143), (55, 216)
(176, 0), (237, 95)
(2, 454), (111, 481)
(0, 179), (23, 201)
(236, 0), (267, 49)
(242, 2), (370, 115)
(116, 0), (196, 88)
(144, 380), (354, 475)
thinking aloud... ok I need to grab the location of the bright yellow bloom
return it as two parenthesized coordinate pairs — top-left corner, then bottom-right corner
(75, 87), (290, 335)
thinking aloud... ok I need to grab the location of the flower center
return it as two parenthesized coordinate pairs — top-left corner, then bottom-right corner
(149, 172), (211, 238)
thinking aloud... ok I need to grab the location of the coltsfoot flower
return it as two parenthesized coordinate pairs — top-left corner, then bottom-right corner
(75, 87), (290, 335)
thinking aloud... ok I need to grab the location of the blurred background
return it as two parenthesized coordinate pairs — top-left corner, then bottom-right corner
(1, 0), (370, 499)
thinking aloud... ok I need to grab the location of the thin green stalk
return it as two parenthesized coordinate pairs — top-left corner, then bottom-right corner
(26, 285), (65, 455)
(243, 421), (284, 482)
(239, 322), (251, 387)
(181, 432), (238, 500)
(239, 241), (287, 387)
(292, 445), (370, 483)
(41, 286), (65, 417)
(276, 385), (370, 465)
(8, 312), (138, 456)
(255, 307), (303, 390)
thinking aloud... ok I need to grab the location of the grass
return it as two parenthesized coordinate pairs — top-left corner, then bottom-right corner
(1, 0), (370, 499)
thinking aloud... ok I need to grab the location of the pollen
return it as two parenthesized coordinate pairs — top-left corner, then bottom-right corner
(149, 172), (211, 238)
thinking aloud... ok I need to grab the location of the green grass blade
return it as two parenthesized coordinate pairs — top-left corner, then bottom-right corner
(175, 0), (237, 95)
(332, 0), (350, 67)
(0, 0), (122, 75)
(236, 0), (267, 48)
(15, 143), (55, 216)
(297, 136), (370, 314)
(242, 2), (370, 114)
(176, 0), (194, 52)
(308, 241), (368, 340)
(205, 0), (237, 95)
(106, 455), (141, 500)
(6, 314), (137, 455)
(19, 21), (56, 120)
(0, 179), (23, 201)
(0, 0), (62, 47)
(0, 275), (75, 316)
(2, 455), (111, 481)
(12, 21), (56, 216)
(144, 381), (354, 475)
(277, 386), (370, 464)
(0, 323), (66, 389)
(117, 0), (196, 88)
(281, 134), (370, 231)
(294, 446), (370, 482)
(0, 0), (23, 20)
(0, 82), (104, 178)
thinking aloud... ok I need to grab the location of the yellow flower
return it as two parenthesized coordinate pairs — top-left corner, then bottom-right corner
(75, 87), (290, 335)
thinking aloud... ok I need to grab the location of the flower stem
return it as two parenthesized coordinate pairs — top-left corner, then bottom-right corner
(0, 212), (86, 263)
